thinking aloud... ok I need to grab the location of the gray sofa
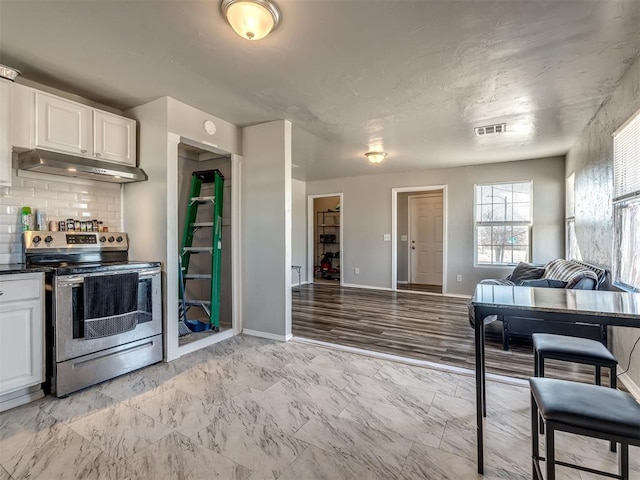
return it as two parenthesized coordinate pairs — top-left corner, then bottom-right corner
(478, 259), (609, 350)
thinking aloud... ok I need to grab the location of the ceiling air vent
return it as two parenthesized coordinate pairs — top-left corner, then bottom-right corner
(475, 123), (506, 136)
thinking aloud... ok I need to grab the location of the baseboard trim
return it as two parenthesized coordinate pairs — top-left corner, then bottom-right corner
(243, 329), (292, 342)
(342, 282), (471, 300)
(619, 372), (640, 401)
(177, 328), (236, 357)
(0, 387), (45, 413)
(342, 282), (394, 292)
(292, 337), (528, 387)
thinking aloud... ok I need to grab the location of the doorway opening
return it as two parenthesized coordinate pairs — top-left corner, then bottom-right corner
(176, 142), (234, 348)
(392, 186), (447, 294)
(307, 194), (343, 285)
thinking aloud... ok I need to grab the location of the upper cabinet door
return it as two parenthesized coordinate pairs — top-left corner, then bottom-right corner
(35, 92), (92, 156)
(35, 92), (93, 156)
(0, 80), (11, 187)
(93, 111), (136, 166)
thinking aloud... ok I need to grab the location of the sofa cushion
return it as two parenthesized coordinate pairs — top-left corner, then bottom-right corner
(479, 278), (516, 286)
(509, 262), (545, 284)
(543, 259), (598, 289)
(519, 278), (568, 288)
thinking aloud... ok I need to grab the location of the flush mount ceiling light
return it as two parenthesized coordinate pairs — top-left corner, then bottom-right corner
(221, 0), (281, 41)
(365, 151), (387, 164)
(0, 64), (21, 82)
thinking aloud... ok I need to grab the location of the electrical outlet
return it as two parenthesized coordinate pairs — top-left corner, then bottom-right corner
(400, 235), (408, 241)
(355, 267), (360, 274)
(383, 234), (391, 241)
(456, 275), (463, 282)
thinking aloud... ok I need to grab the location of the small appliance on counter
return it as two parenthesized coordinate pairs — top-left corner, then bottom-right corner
(23, 231), (163, 397)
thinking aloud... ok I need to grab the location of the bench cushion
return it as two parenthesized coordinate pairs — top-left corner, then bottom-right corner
(532, 333), (617, 365)
(530, 377), (640, 440)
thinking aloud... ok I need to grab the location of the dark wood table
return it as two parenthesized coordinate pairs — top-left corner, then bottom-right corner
(470, 284), (640, 474)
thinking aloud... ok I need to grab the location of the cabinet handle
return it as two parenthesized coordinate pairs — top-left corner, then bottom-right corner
(80, 149), (87, 154)
(0, 291), (3, 295)
(95, 152), (101, 157)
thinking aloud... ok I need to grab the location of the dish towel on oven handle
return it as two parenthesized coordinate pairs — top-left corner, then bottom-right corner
(83, 272), (139, 339)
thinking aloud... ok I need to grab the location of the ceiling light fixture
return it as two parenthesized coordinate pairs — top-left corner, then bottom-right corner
(0, 64), (21, 82)
(365, 151), (387, 164)
(221, 0), (281, 41)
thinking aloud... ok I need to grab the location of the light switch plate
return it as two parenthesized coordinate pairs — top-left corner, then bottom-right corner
(400, 235), (408, 241)
(383, 234), (391, 241)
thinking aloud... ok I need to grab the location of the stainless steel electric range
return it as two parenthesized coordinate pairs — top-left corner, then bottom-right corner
(23, 231), (163, 397)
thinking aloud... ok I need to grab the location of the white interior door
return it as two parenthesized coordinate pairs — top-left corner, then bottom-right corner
(409, 193), (443, 285)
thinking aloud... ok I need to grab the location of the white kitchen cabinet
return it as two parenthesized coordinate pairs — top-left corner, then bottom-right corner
(93, 110), (136, 165)
(15, 89), (138, 167)
(35, 92), (92, 157)
(0, 79), (11, 186)
(0, 273), (45, 400)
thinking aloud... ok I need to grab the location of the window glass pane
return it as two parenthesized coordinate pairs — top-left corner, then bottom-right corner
(474, 181), (532, 265)
(613, 198), (640, 290)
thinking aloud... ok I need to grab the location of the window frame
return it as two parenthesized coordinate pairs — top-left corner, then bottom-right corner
(612, 107), (640, 292)
(473, 180), (533, 267)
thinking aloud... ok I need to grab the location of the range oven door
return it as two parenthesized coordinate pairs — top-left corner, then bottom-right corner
(53, 267), (162, 363)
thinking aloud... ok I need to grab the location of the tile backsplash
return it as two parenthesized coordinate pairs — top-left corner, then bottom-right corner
(0, 172), (122, 264)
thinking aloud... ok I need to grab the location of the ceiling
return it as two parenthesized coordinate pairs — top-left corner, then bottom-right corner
(1, 1), (639, 181)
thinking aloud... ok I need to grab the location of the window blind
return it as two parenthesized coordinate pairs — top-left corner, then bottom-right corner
(613, 108), (640, 203)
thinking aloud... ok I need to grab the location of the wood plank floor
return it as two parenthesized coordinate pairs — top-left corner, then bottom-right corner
(397, 283), (442, 294)
(292, 284), (606, 384)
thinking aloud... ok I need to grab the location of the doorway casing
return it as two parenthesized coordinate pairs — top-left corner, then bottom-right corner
(391, 185), (448, 293)
(307, 193), (344, 285)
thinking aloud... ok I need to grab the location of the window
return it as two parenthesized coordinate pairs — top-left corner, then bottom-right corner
(613, 108), (640, 291)
(565, 173), (581, 261)
(474, 181), (532, 265)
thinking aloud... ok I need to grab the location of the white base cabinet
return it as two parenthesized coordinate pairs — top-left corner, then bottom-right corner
(0, 272), (45, 410)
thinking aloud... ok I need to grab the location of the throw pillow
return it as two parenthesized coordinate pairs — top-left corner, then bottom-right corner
(542, 259), (598, 289)
(509, 262), (545, 284)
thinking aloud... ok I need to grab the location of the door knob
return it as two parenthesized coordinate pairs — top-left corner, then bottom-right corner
(411, 246), (415, 250)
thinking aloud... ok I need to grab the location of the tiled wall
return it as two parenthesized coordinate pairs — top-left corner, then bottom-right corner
(0, 172), (122, 264)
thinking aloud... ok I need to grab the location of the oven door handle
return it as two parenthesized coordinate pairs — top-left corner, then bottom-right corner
(58, 270), (159, 287)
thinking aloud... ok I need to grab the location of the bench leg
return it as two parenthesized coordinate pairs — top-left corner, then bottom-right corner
(502, 318), (510, 351)
(531, 393), (540, 480)
(610, 365), (618, 452)
(619, 443), (629, 480)
(545, 425), (555, 480)
(539, 356), (545, 435)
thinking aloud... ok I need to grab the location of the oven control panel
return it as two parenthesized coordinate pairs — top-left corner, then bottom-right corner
(23, 231), (129, 251)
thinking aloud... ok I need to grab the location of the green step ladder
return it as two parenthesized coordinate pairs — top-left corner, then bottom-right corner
(179, 169), (225, 333)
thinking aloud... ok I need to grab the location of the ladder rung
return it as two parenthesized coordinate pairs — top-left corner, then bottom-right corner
(190, 196), (216, 203)
(184, 274), (212, 279)
(191, 222), (214, 228)
(185, 299), (211, 306)
(182, 247), (213, 253)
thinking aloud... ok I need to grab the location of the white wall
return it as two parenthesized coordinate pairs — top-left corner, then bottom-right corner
(291, 179), (307, 283)
(565, 56), (640, 394)
(306, 156), (565, 295)
(241, 120), (292, 339)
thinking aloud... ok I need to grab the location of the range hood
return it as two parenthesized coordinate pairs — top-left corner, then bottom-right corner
(18, 149), (148, 183)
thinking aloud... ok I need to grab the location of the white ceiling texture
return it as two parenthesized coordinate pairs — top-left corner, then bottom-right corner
(1, 0), (639, 181)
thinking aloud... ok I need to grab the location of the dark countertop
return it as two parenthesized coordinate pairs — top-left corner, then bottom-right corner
(0, 264), (50, 275)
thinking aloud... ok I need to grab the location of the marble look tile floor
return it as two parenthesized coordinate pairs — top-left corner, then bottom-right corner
(0, 335), (638, 479)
